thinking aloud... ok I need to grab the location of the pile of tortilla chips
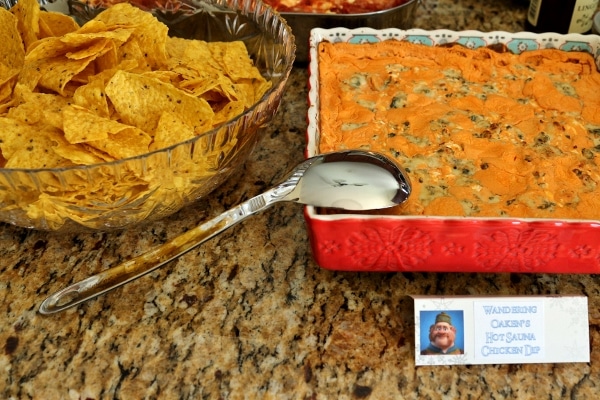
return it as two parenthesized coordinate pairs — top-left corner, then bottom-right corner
(0, 0), (272, 230)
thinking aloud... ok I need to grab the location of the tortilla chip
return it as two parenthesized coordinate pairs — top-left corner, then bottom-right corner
(105, 70), (215, 134)
(10, 0), (40, 50)
(39, 12), (79, 38)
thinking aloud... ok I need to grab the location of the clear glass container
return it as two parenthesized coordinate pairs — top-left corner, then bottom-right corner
(0, 0), (295, 231)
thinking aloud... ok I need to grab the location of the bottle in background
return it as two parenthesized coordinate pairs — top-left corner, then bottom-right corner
(526, 0), (599, 33)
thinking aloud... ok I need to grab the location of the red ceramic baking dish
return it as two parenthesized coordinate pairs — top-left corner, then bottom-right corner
(305, 27), (600, 273)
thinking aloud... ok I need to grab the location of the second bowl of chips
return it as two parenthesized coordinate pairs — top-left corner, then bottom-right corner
(0, 0), (295, 231)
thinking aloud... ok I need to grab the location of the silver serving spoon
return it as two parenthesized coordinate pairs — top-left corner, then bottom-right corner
(39, 150), (411, 315)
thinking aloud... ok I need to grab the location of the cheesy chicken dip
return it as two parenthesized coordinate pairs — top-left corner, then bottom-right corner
(317, 40), (600, 219)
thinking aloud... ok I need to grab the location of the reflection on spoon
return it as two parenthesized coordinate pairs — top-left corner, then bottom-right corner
(297, 159), (408, 209)
(39, 150), (411, 314)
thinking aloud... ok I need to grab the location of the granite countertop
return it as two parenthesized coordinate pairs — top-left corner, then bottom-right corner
(2, 0), (600, 398)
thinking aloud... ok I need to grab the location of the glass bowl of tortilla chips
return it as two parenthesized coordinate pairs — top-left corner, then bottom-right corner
(0, 0), (295, 231)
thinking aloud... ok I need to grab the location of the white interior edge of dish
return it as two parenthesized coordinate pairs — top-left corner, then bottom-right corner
(305, 27), (600, 223)
(305, 205), (600, 225)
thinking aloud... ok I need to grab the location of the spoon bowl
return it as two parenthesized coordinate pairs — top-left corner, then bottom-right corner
(39, 150), (411, 314)
(292, 151), (410, 209)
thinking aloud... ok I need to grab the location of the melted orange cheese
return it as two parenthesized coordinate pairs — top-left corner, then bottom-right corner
(318, 40), (600, 219)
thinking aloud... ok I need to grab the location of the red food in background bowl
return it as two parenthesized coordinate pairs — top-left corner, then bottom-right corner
(263, 0), (412, 14)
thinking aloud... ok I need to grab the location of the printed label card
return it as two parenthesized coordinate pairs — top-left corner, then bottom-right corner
(413, 295), (589, 366)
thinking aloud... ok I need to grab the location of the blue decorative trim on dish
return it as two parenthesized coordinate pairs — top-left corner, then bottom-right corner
(348, 34), (381, 44)
(560, 41), (593, 53)
(455, 37), (487, 49)
(506, 39), (540, 54)
(403, 35), (434, 46)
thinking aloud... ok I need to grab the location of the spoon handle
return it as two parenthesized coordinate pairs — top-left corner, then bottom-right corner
(39, 191), (280, 315)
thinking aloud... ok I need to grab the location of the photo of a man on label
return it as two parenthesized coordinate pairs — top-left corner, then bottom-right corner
(420, 311), (464, 355)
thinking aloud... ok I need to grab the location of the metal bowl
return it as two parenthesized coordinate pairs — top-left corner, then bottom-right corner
(279, 0), (419, 62)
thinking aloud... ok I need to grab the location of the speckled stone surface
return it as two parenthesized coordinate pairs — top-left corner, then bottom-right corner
(2, 1), (600, 399)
